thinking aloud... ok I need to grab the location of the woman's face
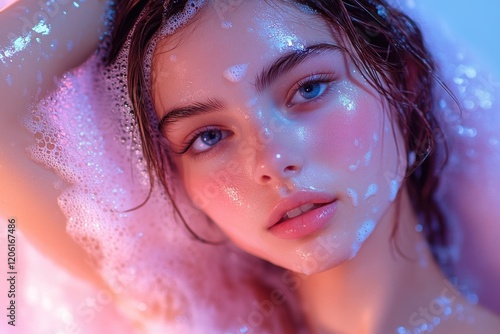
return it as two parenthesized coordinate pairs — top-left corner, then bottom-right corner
(152, 1), (406, 274)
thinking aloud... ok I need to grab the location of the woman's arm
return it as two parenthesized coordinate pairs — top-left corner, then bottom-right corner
(0, 0), (108, 284)
(0, 0), (108, 102)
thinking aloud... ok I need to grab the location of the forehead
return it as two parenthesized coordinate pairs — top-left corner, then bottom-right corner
(151, 1), (335, 88)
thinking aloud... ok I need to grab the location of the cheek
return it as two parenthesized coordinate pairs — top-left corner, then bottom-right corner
(313, 89), (383, 171)
(179, 156), (252, 217)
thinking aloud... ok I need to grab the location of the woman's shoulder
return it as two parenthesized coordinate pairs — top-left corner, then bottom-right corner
(433, 296), (500, 334)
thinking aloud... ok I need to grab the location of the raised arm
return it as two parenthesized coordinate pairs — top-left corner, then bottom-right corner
(0, 0), (108, 284)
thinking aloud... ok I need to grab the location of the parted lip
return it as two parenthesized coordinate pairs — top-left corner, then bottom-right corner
(266, 190), (337, 229)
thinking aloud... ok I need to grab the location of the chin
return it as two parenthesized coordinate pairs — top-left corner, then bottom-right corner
(272, 245), (354, 276)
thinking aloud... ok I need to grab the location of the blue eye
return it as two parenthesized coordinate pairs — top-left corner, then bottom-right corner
(190, 128), (229, 153)
(298, 82), (326, 100)
(288, 75), (333, 107)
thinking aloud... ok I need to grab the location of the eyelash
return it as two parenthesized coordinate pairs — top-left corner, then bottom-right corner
(286, 73), (336, 108)
(178, 126), (228, 155)
(176, 74), (337, 156)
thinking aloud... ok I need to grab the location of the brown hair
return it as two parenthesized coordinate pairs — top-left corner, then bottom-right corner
(108, 0), (448, 257)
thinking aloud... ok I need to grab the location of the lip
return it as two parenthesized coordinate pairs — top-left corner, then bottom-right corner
(267, 191), (337, 240)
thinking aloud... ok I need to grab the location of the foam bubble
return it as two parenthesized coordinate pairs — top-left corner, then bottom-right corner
(346, 188), (359, 207)
(364, 183), (378, 199)
(364, 150), (372, 166)
(351, 220), (376, 256)
(223, 63), (248, 83)
(221, 21), (233, 29)
(22, 4), (303, 328)
(349, 160), (360, 172)
(389, 179), (400, 201)
(356, 220), (376, 243)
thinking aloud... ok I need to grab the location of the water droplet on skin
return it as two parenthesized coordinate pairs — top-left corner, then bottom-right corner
(223, 63), (248, 83)
(36, 22), (51, 36)
(339, 95), (355, 111)
(254, 11), (305, 52)
(50, 39), (58, 50)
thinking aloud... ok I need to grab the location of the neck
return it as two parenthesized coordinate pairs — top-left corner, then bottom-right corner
(295, 189), (453, 334)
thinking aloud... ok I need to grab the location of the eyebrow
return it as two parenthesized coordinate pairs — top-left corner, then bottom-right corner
(254, 42), (341, 92)
(158, 43), (341, 133)
(158, 99), (225, 133)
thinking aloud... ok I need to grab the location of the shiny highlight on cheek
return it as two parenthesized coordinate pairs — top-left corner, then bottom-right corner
(222, 186), (243, 205)
(339, 95), (355, 111)
(335, 81), (358, 114)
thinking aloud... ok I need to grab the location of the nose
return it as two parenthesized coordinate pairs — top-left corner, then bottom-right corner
(253, 135), (304, 185)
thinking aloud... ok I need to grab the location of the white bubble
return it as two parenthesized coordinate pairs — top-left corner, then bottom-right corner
(349, 160), (360, 172)
(364, 150), (372, 166)
(364, 184), (378, 199)
(223, 63), (248, 83)
(351, 220), (376, 257)
(346, 188), (359, 207)
(389, 179), (400, 201)
(221, 21), (232, 29)
(356, 220), (375, 242)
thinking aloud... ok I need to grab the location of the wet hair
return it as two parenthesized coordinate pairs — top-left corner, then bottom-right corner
(108, 0), (448, 260)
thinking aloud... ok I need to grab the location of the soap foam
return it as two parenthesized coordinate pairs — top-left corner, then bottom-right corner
(223, 63), (248, 83)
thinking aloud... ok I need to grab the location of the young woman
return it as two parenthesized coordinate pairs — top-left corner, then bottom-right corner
(1, 0), (500, 332)
(107, 0), (500, 332)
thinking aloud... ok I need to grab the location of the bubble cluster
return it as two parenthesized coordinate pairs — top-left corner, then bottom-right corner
(22, 1), (301, 330)
(351, 220), (376, 256)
